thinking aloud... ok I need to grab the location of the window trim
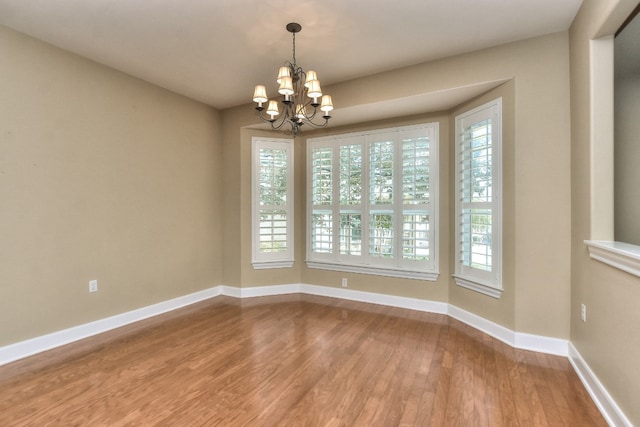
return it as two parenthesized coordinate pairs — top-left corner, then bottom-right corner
(453, 98), (503, 298)
(251, 136), (294, 269)
(306, 260), (439, 281)
(585, 240), (640, 278)
(306, 123), (439, 281)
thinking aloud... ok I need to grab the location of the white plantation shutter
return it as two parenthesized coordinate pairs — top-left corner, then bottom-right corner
(339, 143), (363, 256)
(310, 146), (334, 257)
(401, 129), (432, 263)
(307, 123), (439, 280)
(454, 99), (502, 297)
(369, 134), (395, 263)
(252, 137), (294, 269)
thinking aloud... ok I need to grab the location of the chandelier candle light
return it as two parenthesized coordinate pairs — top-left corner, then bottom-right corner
(252, 22), (334, 136)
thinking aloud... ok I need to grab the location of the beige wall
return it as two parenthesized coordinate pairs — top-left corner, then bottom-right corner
(1, 22), (574, 348)
(570, 0), (640, 424)
(0, 25), (223, 346)
(222, 32), (572, 338)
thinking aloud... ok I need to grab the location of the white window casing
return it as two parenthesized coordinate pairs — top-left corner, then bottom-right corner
(307, 123), (439, 281)
(251, 137), (294, 269)
(454, 98), (503, 297)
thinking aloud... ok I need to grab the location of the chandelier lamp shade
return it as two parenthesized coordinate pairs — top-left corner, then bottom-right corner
(252, 22), (334, 136)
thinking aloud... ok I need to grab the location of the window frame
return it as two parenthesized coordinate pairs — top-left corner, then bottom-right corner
(584, 31), (640, 278)
(306, 123), (439, 281)
(454, 98), (503, 298)
(251, 136), (294, 269)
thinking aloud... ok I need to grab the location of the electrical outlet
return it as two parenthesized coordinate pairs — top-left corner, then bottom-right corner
(581, 303), (586, 322)
(89, 280), (98, 293)
(341, 278), (348, 288)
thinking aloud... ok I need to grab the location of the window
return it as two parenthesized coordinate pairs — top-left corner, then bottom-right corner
(307, 123), (439, 280)
(454, 98), (502, 297)
(252, 137), (294, 269)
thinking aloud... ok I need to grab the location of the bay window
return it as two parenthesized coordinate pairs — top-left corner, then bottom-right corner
(454, 98), (502, 297)
(307, 123), (439, 280)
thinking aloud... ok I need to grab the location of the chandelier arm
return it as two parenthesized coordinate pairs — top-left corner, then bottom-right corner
(255, 102), (301, 135)
(302, 116), (330, 128)
(255, 99), (329, 132)
(256, 103), (285, 126)
(297, 102), (325, 123)
(264, 112), (289, 131)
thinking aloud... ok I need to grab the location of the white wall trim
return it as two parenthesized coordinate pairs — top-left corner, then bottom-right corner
(447, 305), (568, 356)
(230, 284), (567, 356)
(448, 304), (515, 345)
(306, 261), (440, 281)
(569, 343), (633, 427)
(585, 240), (640, 279)
(222, 284), (301, 298)
(251, 260), (295, 270)
(514, 331), (568, 357)
(453, 275), (503, 299)
(219, 285), (242, 298)
(299, 283), (448, 314)
(0, 286), (222, 367)
(1, 283), (569, 367)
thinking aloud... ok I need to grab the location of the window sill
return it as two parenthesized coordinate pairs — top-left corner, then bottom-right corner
(453, 275), (503, 299)
(252, 260), (294, 270)
(584, 240), (640, 278)
(306, 261), (439, 281)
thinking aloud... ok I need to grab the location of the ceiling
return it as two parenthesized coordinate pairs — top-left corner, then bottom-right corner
(0, 0), (583, 113)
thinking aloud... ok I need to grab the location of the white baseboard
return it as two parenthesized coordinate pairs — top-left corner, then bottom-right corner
(299, 284), (449, 314)
(448, 304), (515, 346)
(233, 284), (567, 356)
(218, 283), (448, 314)
(443, 305), (570, 356)
(0, 283), (567, 366)
(0, 286), (222, 366)
(514, 331), (568, 357)
(569, 343), (633, 427)
(221, 284), (301, 298)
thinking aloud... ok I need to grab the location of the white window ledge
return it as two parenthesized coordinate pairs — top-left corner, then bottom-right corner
(252, 260), (294, 270)
(453, 275), (503, 299)
(585, 240), (640, 278)
(306, 261), (439, 281)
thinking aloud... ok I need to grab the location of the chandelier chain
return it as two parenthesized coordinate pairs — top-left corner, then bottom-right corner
(292, 31), (297, 67)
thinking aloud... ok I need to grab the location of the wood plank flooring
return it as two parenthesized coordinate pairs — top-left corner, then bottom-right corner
(0, 294), (606, 426)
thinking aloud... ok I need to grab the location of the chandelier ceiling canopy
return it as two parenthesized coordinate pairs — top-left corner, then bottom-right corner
(252, 22), (333, 136)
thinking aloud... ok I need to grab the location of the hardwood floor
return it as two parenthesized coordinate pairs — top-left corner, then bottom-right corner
(0, 294), (606, 426)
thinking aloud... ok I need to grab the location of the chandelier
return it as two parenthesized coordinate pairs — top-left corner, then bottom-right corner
(252, 22), (334, 136)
